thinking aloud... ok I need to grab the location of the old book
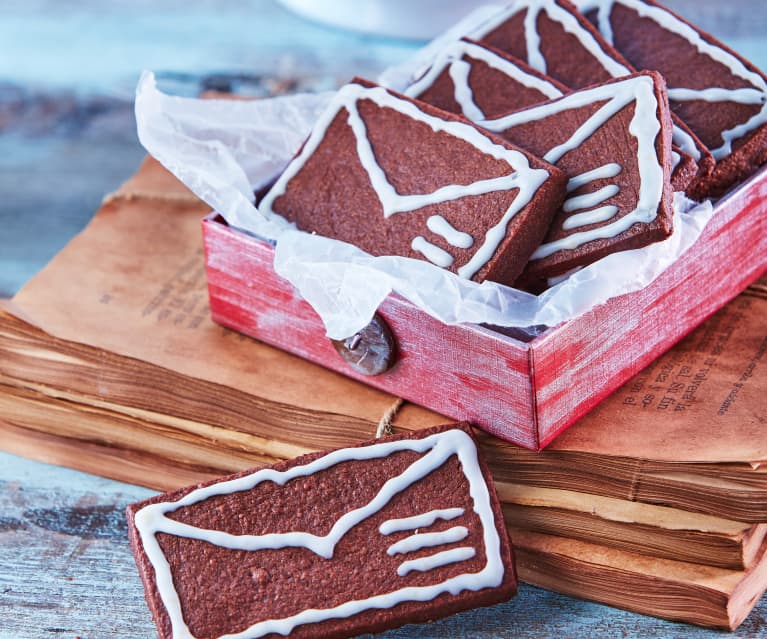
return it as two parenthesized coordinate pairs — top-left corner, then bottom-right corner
(3, 379), (762, 572)
(512, 528), (767, 630)
(498, 484), (766, 570)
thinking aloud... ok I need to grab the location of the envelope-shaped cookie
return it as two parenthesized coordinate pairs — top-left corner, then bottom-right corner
(127, 424), (516, 639)
(469, 0), (712, 191)
(479, 72), (674, 278)
(259, 81), (567, 287)
(574, 0), (767, 196)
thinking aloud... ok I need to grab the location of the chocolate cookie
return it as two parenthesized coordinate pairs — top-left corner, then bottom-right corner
(259, 80), (567, 287)
(127, 423), (516, 639)
(479, 72), (675, 278)
(575, 0), (767, 196)
(406, 38), (568, 120)
(469, 0), (713, 193)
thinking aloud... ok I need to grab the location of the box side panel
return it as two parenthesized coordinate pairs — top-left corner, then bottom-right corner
(533, 170), (767, 447)
(202, 219), (538, 448)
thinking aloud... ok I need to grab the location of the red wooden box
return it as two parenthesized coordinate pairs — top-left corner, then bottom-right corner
(202, 169), (767, 450)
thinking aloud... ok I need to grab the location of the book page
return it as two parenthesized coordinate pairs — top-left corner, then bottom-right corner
(551, 278), (767, 463)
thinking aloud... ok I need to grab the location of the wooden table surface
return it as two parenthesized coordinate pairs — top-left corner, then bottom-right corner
(1, 2), (767, 637)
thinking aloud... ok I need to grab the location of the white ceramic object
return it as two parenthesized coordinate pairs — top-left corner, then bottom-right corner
(277, 0), (483, 40)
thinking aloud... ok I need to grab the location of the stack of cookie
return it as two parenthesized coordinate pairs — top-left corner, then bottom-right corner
(260, 0), (767, 289)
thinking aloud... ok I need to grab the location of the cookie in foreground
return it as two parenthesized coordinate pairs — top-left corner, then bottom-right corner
(126, 423), (516, 639)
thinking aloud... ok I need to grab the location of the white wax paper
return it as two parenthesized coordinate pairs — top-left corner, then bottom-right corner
(135, 71), (715, 340)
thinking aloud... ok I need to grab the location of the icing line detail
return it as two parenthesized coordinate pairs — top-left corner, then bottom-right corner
(387, 526), (470, 556)
(449, 59), (485, 121)
(667, 87), (766, 105)
(427, 215), (475, 249)
(563, 204), (619, 229)
(566, 163), (622, 191)
(412, 236), (455, 267)
(671, 124), (701, 161)
(397, 547), (477, 577)
(562, 184), (619, 212)
(477, 75), (663, 257)
(380, 508), (465, 535)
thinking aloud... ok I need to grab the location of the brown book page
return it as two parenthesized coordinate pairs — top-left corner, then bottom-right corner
(513, 528), (767, 629)
(549, 280), (767, 463)
(498, 483), (750, 533)
(10, 162), (445, 433)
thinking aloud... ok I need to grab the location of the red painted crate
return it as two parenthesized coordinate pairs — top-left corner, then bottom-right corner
(202, 168), (767, 450)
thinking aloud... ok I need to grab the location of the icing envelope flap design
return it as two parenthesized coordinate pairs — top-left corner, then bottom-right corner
(465, 0), (711, 188)
(131, 428), (509, 639)
(470, 0), (631, 86)
(258, 81), (567, 286)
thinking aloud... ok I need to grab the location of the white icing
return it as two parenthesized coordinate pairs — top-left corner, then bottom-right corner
(412, 236), (455, 267)
(405, 39), (563, 123)
(547, 100), (630, 164)
(260, 83), (549, 281)
(566, 163), (622, 191)
(134, 429), (504, 639)
(575, 0), (767, 160)
(671, 151), (681, 170)
(427, 215), (474, 249)
(380, 508), (465, 535)
(524, 4), (546, 73)
(477, 75), (663, 257)
(668, 87), (766, 105)
(397, 547), (477, 577)
(671, 125), (701, 161)
(386, 526), (470, 556)
(563, 205), (619, 229)
(562, 184), (619, 212)
(448, 59), (485, 121)
(470, 0), (630, 79)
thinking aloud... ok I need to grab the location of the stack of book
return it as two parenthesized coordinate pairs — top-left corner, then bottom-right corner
(1, 157), (765, 629)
